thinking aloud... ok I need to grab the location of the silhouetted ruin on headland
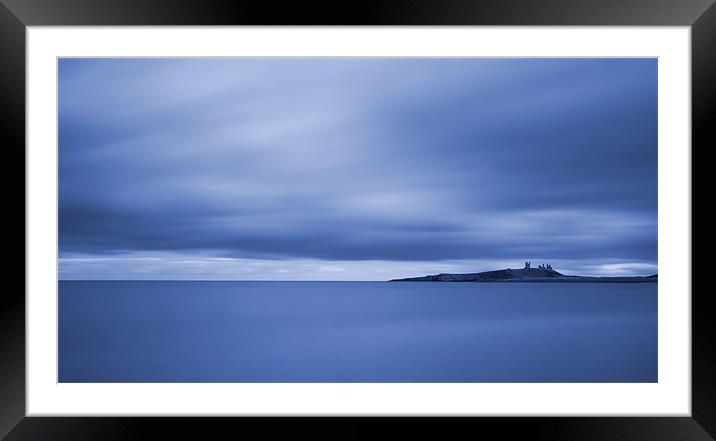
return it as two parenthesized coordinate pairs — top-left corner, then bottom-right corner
(524, 261), (552, 270)
(391, 262), (657, 282)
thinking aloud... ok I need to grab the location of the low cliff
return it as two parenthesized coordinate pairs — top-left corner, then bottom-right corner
(390, 267), (657, 283)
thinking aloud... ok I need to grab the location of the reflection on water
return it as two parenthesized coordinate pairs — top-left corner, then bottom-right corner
(59, 281), (657, 382)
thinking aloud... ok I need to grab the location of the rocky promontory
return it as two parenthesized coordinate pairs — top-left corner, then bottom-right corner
(390, 265), (657, 283)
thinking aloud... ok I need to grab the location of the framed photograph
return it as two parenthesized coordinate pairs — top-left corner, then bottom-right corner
(2, 0), (714, 439)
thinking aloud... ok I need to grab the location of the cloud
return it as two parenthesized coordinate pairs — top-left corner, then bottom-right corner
(59, 58), (657, 279)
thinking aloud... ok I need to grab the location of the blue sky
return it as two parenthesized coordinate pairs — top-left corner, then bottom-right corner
(58, 58), (657, 280)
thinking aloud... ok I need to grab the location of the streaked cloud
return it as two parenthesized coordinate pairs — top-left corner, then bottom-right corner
(59, 58), (657, 279)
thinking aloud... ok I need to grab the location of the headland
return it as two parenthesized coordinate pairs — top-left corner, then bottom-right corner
(390, 261), (657, 283)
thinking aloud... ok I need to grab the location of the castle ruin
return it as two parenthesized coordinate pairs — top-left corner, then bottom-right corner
(524, 261), (552, 270)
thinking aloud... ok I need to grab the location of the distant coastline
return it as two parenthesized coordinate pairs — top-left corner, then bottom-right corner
(390, 263), (657, 283)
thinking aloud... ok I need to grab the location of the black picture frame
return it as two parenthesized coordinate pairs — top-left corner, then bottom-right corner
(1, 1), (714, 439)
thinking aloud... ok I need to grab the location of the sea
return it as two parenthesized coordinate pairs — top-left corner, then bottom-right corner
(59, 280), (657, 382)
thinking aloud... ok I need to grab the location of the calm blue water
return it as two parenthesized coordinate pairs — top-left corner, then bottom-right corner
(59, 281), (657, 382)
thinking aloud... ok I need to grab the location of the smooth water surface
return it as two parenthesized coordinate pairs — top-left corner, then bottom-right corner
(59, 281), (657, 382)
